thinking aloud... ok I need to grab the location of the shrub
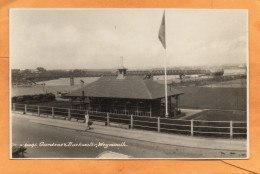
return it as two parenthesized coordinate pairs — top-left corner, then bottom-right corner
(12, 93), (56, 104)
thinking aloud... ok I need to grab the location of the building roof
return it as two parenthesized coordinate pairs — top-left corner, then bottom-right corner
(65, 76), (183, 100)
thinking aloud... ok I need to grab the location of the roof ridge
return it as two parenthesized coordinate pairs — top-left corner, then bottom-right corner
(142, 80), (153, 99)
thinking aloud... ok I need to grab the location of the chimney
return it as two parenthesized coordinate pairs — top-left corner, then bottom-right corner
(117, 56), (127, 79)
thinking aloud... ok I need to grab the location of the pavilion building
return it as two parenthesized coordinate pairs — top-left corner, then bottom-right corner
(65, 67), (184, 117)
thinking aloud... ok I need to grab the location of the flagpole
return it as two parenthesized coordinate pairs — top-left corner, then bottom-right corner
(164, 48), (168, 117)
(158, 10), (168, 117)
(164, 10), (168, 117)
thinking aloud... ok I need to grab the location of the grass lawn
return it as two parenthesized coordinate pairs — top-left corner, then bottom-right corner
(182, 109), (247, 122)
(175, 86), (247, 110)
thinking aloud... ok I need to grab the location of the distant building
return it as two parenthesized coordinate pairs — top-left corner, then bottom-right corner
(65, 67), (184, 117)
(30, 69), (41, 74)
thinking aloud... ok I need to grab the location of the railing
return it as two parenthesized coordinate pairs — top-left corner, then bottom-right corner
(171, 74), (247, 87)
(12, 103), (247, 139)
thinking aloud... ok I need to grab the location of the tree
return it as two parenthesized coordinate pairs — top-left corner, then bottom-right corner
(36, 67), (47, 73)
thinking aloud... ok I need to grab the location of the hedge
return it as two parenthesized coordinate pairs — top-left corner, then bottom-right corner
(12, 93), (55, 104)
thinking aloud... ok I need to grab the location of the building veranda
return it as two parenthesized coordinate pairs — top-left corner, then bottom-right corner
(65, 67), (184, 118)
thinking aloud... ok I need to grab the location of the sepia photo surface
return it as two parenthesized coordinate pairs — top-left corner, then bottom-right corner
(10, 9), (248, 159)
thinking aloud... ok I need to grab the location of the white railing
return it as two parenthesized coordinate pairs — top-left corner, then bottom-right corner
(12, 103), (247, 139)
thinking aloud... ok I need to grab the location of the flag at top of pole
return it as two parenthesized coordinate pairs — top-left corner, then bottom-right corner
(158, 11), (166, 49)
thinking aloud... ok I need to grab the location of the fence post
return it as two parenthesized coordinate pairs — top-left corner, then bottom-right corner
(13, 103), (16, 111)
(230, 121), (233, 139)
(68, 108), (71, 120)
(52, 107), (54, 119)
(24, 104), (27, 114)
(130, 115), (133, 129)
(107, 113), (110, 126)
(191, 119), (194, 136)
(38, 105), (40, 116)
(157, 117), (160, 133)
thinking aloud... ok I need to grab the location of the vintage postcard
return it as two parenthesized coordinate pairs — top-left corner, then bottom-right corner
(10, 8), (248, 159)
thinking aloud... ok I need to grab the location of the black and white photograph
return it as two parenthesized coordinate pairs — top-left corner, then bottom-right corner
(10, 9), (248, 159)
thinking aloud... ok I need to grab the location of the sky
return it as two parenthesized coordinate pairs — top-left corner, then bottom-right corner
(10, 9), (248, 70)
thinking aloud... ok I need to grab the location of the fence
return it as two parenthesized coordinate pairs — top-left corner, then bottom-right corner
(12, 103), (247, 139)
(171, 74), (247, 87)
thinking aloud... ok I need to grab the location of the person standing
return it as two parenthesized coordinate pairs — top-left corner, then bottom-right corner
(85, 111), (90, 130)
